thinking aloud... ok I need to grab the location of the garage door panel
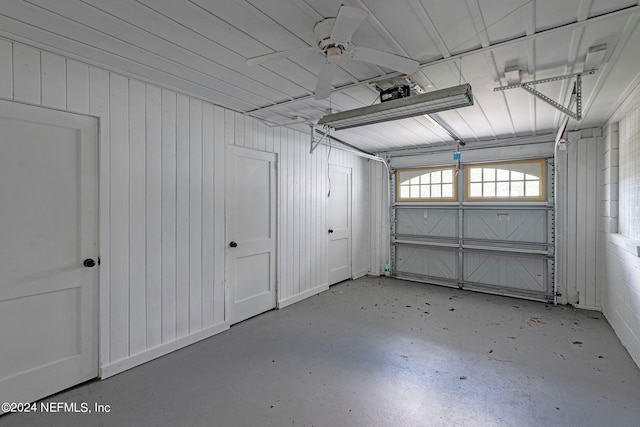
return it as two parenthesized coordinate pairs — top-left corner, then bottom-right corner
(396, 208), (458, 238)
(464, 253), (546, 292)
(396, 246), (458, 280)
(392, 159), (553, 302)
(464, 209), (547, 243)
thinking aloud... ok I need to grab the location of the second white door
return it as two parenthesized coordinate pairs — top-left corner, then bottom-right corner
(328, 165), (352, 285)
(227, 146), (277, 324)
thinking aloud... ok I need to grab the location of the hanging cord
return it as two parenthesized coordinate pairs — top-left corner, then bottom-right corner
(326, 96), (333, 197)
(458, 57), (463, 85)
(455, 141), (461, 176)
(326, 135), (332, 197)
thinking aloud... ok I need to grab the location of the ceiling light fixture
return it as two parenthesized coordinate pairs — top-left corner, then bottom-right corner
(318, 84), (473, 130)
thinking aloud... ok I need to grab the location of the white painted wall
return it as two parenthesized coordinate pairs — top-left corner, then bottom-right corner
(0, 38), (372, 378)
(564, 128), (602, 309)
(368, 160), (390, 276)
(600, 99), (640, 367)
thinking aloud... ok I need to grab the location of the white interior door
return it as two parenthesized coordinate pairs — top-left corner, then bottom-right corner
(0, 100), (98, 408)
(227, 146), (277, 324)
(328, 165), (352, 285)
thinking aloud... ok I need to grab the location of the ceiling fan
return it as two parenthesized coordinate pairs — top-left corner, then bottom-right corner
(246, 5), (420, 100)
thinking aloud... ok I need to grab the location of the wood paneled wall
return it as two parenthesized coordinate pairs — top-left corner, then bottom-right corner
(0, 38), (373, 377)
(566, 128), (602, 309)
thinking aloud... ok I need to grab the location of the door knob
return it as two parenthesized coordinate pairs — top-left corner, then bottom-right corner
(83, 258), (96, 268)
(328, 229), (334, 234)
(229, 241), (238, 248)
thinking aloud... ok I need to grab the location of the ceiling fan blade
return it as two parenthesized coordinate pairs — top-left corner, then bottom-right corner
(349, 47), (420, 75)
(246, 47), (318, 66)
(314, 61), (336, 100)
(331, 5), (368, 43)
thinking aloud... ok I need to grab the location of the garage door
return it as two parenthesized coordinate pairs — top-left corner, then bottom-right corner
(0, 100), (98, 408)
(392, 159), (554, 302)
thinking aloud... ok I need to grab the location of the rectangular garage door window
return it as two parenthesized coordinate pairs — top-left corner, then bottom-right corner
(396, 166), (457, 202)
(465, 159), (545, 201)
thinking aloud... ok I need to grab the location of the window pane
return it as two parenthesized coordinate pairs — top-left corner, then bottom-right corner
(469, 183), (482, 197)
(526, 180), (540, 196)
(465, 160), (544, 201)
(483, 168), (495, 182)
(483, 182), (495, 197)
(442, 184), (453, 197)
(497, 181), (510, 197)
(469, 168), (482, 182)
(511, 181), (524, 197)
(396, 167), (457, 201)
(496, 169), (510, 181)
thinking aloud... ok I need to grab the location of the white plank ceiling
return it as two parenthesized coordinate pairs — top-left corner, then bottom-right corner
(1, 0), (639, 152)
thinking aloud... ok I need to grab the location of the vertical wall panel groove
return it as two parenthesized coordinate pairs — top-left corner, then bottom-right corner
(189, 99), (203, 332)
(145, 85), (162, 349)
(128, 80), (147, 355)
(175, 94), (190, 338)
(202, 103), (215, 328)
(109, 73), (130, 361)
(293, 134), (301, 295)
(212, 106), (225, 325)
(161, 89), (177, 343)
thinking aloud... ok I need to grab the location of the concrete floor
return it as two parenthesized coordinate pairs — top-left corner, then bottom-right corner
(2, 276), (640, 427)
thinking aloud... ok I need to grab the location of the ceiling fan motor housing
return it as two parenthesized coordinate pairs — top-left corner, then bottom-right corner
(314, 18), (347, 52)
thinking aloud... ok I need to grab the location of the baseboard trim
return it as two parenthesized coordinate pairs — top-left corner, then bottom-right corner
(572, 304), (603, 312)
(352, 269), (369, 280)
(278, 283), (329, 309)
(100, 322), (230, 379)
